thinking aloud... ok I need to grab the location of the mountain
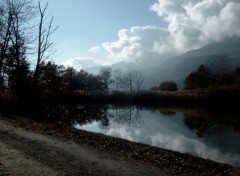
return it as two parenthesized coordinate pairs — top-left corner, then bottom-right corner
(85, 66), (102, 75)
(85, 36), (240, 90)
(144, 36), (240, 89)
(86, 56), (167, 76)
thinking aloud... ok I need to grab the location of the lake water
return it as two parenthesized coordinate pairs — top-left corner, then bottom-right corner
(72, 105), (240, 166)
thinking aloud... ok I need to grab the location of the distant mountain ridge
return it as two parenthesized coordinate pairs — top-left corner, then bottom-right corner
(144, 36), (240, 89)
(86, 36), (240, 90)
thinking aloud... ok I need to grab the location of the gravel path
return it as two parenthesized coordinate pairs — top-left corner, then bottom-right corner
(0, 120), (169, 176)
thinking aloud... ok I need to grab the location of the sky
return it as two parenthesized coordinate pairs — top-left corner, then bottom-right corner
(34, 0), (240, 70)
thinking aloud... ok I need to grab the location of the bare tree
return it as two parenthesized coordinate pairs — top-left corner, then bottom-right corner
(134, 70), (144, 92)
(0, 1), (12, 90)
(126, 68), (137, 93)
(10, 0), (33, 66)
(0, 0), (34, 91)
(112, 69), (123, 92)
(34, 1), (58, 84)
(98, 67), (113, 94)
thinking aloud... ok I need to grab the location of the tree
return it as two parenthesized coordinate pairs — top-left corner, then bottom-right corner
(98, 67), (113, 94)
(5, 40), (29, 93)
(86, 75), (105, 93)
(123, 68), (145, 93)
(75, 70), (89, 93)
(62, 67), (78, 92)
(150, 86), (158, 91)
(60, 68), (106, 94)
(75, 70), (104, 93)
(112, 69), (124, 92)
(0, 0), (34, 92)
(10, 0), (33, 67)
(126, 68), (136, 93)
(133, 70), (144, 92)
(37, 61), (65, 93)
(185, 65), (211, 89)
(159, 81), (178, 91)
(234, 67), (240, 85)
(34, 1), (58, 85)
(0, 1), (13, 90)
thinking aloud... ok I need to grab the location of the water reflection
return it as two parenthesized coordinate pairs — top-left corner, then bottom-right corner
(184, 115), (213, 138)
(108, 107), (143, 129)
(72, 104), (109, 126)
(70, 105), (240, 166)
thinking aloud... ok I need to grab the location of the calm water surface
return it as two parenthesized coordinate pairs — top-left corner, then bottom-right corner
(72, 105), (240, 166)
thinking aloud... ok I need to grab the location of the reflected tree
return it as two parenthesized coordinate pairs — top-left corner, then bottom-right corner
(44, 104), (110, 127)
(159, 109), (176, 116)
(72, 104), (109, 126)
(184, 113), (212, 138)
(108, 106), (143, 129)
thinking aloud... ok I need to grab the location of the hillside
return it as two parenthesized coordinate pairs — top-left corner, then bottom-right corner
(144, 37), (240, 89)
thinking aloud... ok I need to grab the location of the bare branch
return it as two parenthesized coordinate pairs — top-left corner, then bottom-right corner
(34, 1), (57, 84)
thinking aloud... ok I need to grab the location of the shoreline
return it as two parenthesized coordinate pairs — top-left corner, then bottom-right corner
(0, 115), (239, 176)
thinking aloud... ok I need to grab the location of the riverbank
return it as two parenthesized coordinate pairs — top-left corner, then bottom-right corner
(63, 87), (240, 112)
(1, 87), (240, 122)
(0, 115), (239, 176)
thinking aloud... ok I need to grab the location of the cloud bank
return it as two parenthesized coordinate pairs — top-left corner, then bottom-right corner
(64, 0), (240, 69)
(151, 0), (240, 50)
(101, 26), (177, 64)
(62, 57), (112, 71)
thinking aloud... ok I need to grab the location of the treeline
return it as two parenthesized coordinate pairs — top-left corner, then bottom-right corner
(150, 81), (178, 91)
(34, 65), (144, 95)
(0, 0), (147, 118)
(151, 59), (240, 92)
(0, 0), (61, 117)
(185, 64), (240, 89)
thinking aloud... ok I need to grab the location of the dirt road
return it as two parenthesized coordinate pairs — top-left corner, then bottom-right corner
(0, 119), (169, 176)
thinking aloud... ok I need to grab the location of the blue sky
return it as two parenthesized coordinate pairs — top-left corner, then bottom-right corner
(33, 0), (240, 70)
(35, 0), (165, 64)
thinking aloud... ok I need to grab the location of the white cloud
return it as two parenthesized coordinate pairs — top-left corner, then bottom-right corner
(96, 0), (240, 65)
(64, 0), (240, 69)
(88, 46), (101, 53)
(101, 26), (177, 64)
(62, 57), (112, 70)
(151, 0), (240, 50)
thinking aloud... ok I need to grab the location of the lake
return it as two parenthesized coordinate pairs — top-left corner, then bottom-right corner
(70, 105), (240, 166)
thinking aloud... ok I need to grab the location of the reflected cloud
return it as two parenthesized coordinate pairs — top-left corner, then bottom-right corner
(74, 107), (240, 166)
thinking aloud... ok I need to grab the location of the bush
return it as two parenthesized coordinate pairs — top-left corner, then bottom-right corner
(185, 65), (211, 89)
(159, 81), (178, 91)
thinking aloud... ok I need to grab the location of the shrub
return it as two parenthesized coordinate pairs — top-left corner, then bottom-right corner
(159, 81), (178, 91)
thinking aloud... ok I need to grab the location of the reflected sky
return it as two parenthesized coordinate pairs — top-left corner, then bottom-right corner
(74, 107), (240, 166)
